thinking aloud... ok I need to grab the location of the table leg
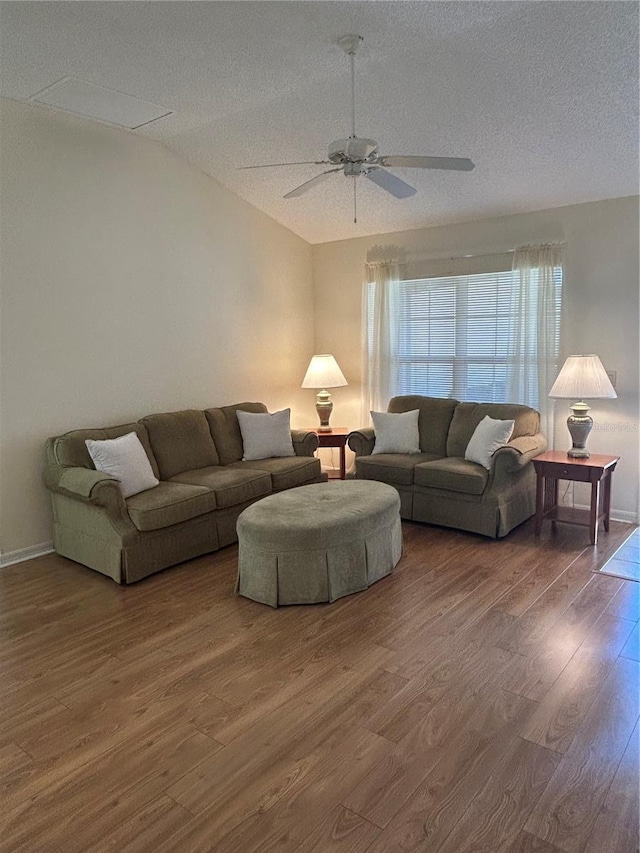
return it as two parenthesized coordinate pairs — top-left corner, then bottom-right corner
(603, 470), (612, 532)
(589, 480), (601, 545)
(550, 478), (559, 530)
(339, 445), (346, 480)
(535, 473), (544, 536)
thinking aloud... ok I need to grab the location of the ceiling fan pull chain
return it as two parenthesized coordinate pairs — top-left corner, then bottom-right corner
(353, 177), (357, 223)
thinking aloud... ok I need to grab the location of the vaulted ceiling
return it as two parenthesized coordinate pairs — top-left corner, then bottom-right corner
(1, 1), (638, 244)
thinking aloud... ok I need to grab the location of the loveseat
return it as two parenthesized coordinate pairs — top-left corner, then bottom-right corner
(44, 403), (325, 584)
(347, 395), (546, 538)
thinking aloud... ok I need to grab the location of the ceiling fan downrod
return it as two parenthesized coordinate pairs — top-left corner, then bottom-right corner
(338, 34), (363, 140)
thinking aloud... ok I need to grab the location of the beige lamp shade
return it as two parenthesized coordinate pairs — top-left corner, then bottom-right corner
(301, 354), (348, 389)
(302, 354), (347, 432)
(548, 354), (617, 400)
(548, 354), (616, 458)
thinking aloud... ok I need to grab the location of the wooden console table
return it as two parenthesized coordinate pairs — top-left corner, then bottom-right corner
(533, 450), (619, 545)
(305, 427), (348, 480)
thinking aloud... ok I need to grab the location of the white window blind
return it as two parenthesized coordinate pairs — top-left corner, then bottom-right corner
(366, 266), (562, 408)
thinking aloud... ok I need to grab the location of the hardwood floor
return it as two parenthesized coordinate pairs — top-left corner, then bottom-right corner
(1, 518), (638, 852)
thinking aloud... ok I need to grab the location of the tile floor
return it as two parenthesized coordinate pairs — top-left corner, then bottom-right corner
(597, 526), (640, 582)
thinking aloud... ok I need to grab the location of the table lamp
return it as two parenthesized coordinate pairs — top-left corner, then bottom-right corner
(301, 354), (347, 431)
(548, 354), (617, 458)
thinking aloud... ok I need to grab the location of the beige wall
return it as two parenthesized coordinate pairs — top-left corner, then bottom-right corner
(0, 98), (315, 559)
(312, 196), (640, 521)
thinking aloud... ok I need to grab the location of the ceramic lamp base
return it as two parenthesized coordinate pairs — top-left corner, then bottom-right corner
(566, 401), (593, 458)
(316, 390), (333, 432)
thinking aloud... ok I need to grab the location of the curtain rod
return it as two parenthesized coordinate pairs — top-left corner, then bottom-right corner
(401, 242), (566, 264)
(405, 249), (513, 262)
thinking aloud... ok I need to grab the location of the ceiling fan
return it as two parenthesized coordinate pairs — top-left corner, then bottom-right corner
(238, 35), (475, 221)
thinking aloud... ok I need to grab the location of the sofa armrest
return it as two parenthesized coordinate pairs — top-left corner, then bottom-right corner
(44, 439), (135, 527)
(57, 466), (118, 498)
(489, 433), (547, 487)
(47, 461), (129, 508)
(49, 466), (137, 534)
(45, 439), (113, 494)
(493, 433), (547, 470)
(347, 428), (375, 457)
(291, 429), (319, 457)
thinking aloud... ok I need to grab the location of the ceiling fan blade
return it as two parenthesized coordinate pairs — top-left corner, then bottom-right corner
(378, 156), (475, 172)
(238, 160), (331, 170)
(283, 168), (342, 199)
(366, 167), (416, 199)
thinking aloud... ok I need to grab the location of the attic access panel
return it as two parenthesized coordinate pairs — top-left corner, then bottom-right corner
(30, 77), (172, 129)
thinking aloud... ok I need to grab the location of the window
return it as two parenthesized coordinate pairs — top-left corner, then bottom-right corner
(365, 263), (562, 410)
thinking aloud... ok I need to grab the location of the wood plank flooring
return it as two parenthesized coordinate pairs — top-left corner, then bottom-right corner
(1, 518), (638, 852)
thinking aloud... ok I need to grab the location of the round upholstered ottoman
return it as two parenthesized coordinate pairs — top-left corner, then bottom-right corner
(236, 481), (402, 607)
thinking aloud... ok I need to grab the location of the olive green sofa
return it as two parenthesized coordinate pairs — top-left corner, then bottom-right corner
(43, 403), (325, 584)
(347, 395), (546, 538)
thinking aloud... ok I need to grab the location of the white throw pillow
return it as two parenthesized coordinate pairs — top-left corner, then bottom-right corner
(371, 409), (421, 455)
(85, 432), (159, 498)
(237, 408), (295, 461)
(465, 415), (515, 470)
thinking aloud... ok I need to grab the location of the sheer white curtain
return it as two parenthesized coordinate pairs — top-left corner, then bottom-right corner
(506, 243), (563, 444)
(361, 260), (401, 422)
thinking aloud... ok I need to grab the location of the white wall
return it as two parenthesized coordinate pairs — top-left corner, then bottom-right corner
(312, 196), (640, 522)
(0, 98), (315, 559)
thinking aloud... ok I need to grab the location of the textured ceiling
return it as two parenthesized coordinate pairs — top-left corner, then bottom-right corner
(1, 1), (638, 244)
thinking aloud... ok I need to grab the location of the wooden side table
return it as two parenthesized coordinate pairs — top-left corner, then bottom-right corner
(304, 427), (348, 480)
(532, 450), (619, 545)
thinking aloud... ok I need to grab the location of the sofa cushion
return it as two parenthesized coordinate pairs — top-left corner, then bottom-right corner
(126, 482), (216, 532)
(356, 452), (442, 486)
(54, 422), (160, 478)
(237, 408), (295, 460)
(447, 402), (539, 458)
(141, 410), (220, 479)
(169, 465), (271, 508)
(205, 402), (267, 465)
(465, 416), (515, 470)
(388, 396), (459, 457)
(414, 457), (489, 495)
(371, 410), (420, 454)
(85, 432), (160, 498)
(228, 457), (321, 491)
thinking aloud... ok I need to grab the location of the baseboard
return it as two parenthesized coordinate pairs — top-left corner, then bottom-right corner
(609, 510), (638, 525)
(0, 541), (55, 568)
(568, 504), (638, 525)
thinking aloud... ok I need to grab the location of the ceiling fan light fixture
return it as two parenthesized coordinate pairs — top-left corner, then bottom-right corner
(328, 138), (378, 164)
